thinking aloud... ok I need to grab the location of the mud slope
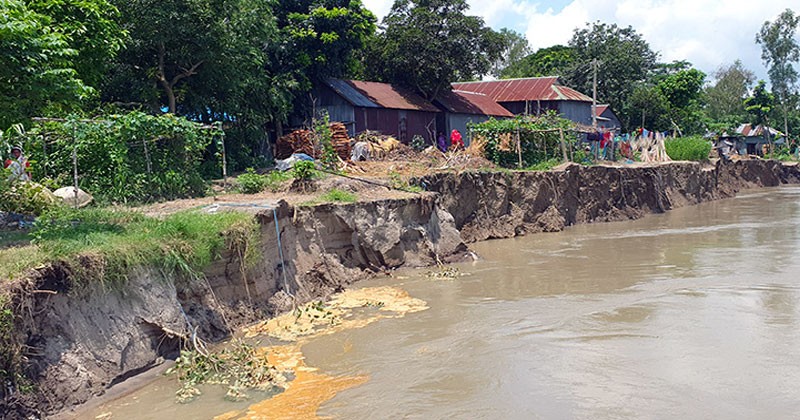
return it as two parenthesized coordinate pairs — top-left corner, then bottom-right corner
(3, 160), (799, 418)
(421, 160), (800, 242)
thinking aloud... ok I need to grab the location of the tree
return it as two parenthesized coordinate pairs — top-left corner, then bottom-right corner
(745, 80), (776, 155)
(273, 0), (377, 88)
(27, 0), (125, 89)
(625, 84), (669, 130)
(0, 0), (91, 128)
(366, 0), (503, 100)
(491, 28), (531, 78)
(756, 8), (800, 139)
(705, 60), (756, 124)
(656, 68), (706, 135)
(500, 45), (576, 79)
(564, 21), (659, 130)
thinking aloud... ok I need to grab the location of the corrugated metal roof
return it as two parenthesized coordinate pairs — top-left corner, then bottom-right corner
(324, 79), (379, 108)
(327, 79), (439, 112)
(435, 90), (514, 117)
(452, 77), (593, 103)
(595, 104), (609, 116)
(736, 124), (782, 137)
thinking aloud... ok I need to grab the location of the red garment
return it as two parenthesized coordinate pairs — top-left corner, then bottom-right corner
(450, 129), (464, 149)
(601, 131), (612, 148)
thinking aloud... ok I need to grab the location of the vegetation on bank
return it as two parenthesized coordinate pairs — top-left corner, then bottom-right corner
(0, 208), (259, 285)
(664, 136), (713, 161)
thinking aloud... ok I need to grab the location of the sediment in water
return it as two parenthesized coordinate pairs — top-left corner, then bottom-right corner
(2, 160), (799, 418)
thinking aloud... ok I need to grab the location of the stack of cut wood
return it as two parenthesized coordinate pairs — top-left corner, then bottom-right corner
(329, 122), (351, 161)
(276, 129), (314, 159)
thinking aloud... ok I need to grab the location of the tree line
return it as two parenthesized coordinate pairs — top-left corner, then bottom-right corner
(2, 0), (799, 172)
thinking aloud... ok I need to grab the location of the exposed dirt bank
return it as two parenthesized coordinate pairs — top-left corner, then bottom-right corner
(2, 160), (798, 418)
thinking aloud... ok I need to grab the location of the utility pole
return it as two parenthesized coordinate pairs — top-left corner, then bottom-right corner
(591, 58), (598, 129)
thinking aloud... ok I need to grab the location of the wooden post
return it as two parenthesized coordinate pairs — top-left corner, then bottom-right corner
(142, 137), (152, 174)
(559, 128), (568, 162)
(516, 126), (522, 168)
(220, 135), (228, 189)
(72, 145), (79, 208)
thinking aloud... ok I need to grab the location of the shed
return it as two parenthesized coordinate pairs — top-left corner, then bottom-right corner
(433, 90), (514, 145)
(452, 77), (593, 125)
(718, 124), (784, 156)
(316, 79), (440, 143)
(594, 104), (621, 132)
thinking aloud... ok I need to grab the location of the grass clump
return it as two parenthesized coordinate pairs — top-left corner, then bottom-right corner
(525, 158), (561, 171)
(236, 168), (268, 194)
(167, 339), (286, 403)
(319, 188), (357, 203)
(0, 207), (259, 285)
(665, 136), (712, 161)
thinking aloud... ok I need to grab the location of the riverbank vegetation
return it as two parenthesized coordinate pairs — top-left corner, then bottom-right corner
(665, 136), (713, 161)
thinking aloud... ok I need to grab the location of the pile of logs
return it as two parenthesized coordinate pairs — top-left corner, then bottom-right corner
(276, 129), (314, 159)
(330, 122), (351, 161)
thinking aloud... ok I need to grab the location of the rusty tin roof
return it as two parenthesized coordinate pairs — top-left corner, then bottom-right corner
(326, 79), (440, 112)
(453, 77), (593, 103)
(435, 90), (514, 117)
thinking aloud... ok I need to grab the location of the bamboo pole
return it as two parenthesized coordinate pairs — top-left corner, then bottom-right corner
(559, 128), (568, 162)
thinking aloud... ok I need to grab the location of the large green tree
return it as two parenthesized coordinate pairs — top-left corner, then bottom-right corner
(491, 28), (532, 78)
(0, 0), (91, 128)
(656, 68), (706, 135)
(564, 21), (659, 130)
(366, 0), (503, 100)
(27, 0), (125, 89)
(500, 45), (576, 79)
(745, 80), (776, 153)
(705, 60), (756, 125)
(756, 8), (800, 139)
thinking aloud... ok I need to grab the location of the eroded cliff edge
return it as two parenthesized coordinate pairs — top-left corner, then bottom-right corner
(3, 160), (799, 418)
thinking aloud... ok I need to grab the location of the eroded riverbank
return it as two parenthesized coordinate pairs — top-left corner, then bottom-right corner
(2, 160), (799, 418)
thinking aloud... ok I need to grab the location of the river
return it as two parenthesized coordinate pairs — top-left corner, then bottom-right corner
(81, 187), (800, 419)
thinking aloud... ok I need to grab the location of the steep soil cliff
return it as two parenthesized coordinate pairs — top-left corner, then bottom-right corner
(2, 160), (799, 418)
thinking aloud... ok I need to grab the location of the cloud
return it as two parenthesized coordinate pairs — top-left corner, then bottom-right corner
(362, 0), (799, 82)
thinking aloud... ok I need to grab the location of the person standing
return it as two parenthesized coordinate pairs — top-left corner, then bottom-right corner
(450, 129), (464, 150)
(4, 146), (30, 182)
(437, 132), (448, 153)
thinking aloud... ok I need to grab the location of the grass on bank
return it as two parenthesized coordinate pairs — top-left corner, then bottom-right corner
(0, 207), (259, 285)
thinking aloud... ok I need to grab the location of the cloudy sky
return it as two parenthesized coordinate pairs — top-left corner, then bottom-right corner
(362, 0), (800, 83)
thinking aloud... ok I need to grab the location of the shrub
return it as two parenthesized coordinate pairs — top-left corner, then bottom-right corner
(0, 176), (60, 216)
(236, 168), (267, 194)
(292, 160), (316, 181)
(410, 135), (427, 151)
(319, 188), (356, 203)
(526, 158), (561, 171)
(665, 136), (712, 161)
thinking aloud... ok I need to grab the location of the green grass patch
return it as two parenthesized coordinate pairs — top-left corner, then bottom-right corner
(319, 188), (357, 203)
(0, 207), (258, 285)
(525, 158), (561, 171)
(665, 136), (712, 161)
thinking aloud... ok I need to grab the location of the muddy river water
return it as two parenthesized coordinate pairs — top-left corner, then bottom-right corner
(82, 187), (800, 419)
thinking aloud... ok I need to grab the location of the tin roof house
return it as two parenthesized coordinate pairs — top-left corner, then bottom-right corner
(452, 77), (594, 125)
(432, 90), (514, 145)
(717, 124), (784, 156)
(594, 104), (621, 132)
(315, 79), (441, 142)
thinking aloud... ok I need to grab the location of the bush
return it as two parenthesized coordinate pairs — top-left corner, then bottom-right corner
(319, 188), (356, 203)
(410, 135), (427, 151)
(292, 160), (316, 181)
(0, 175), (60, 216)
(236, 168), (267, 194)
(665, 136), (712, 161)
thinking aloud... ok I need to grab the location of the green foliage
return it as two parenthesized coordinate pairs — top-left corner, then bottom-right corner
(565, 22), (658, 130)
(745, 81), (776, 127)
(365, 0), (503, 100)
(501, 45), (576, 79)
(236, 168), (268, 194)
(0, 179), (60, 216)
(525, 158), (561, 171)
(664, 136), (712, 161)
(656, 68), (707, 135)
(292, 160), (317, 181)
(388, 171), (422, 192)
(706, 60), (756, 123)
(756, 8), (800, 136)
(19, 112), (219, 204)
(491, 28), (532, 78)
(0, 207), (257, 284)
(469, 113), (574, 168)
(166, 339), (283, 403)
(264, 170), (291, 192)
(0, 0), (91, 128)
(410, 135), (427, 152)
(314, 111), (337, 169)
(319, 188), (356, 203)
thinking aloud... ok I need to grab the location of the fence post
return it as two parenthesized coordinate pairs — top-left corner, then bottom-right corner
(142, 137), (152, 174)
(221, 135), (228, 189)
(559, 128), (568, 162)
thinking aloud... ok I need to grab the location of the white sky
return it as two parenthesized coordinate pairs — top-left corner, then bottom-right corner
(363, 0), (800, 83)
